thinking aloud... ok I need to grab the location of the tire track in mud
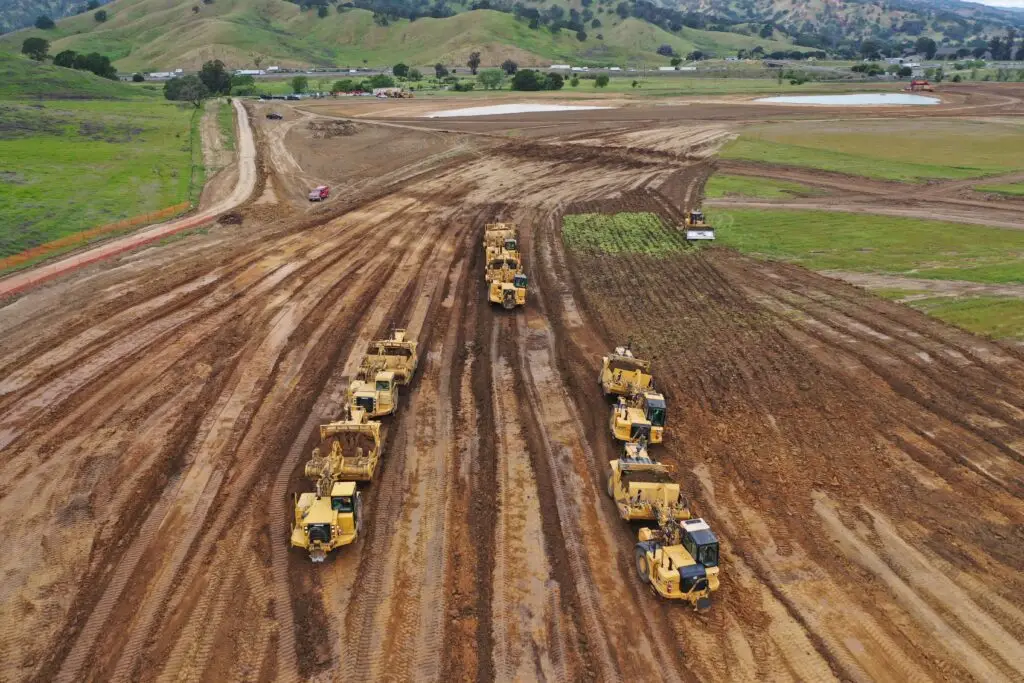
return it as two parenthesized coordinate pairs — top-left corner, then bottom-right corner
(47, 197), (425, 682)
(490, 315), (571, 682)
(336, 214), (472, 682)
(64, 228), (404, 683)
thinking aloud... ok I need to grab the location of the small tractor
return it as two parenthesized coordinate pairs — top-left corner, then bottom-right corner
(610, 391), (667, 444)
(314, 407), (383, 481)
(607, 441), (690, 522)
(363, 329), (418, 385)
(598, 345), (653, 397)
(290, 447), (365, 562)
(684, 208), (715, 242)
(485, 251), (527, 309)
(635, 515), (721, 609)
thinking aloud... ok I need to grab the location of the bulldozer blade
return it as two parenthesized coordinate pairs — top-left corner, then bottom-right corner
(695, 596), (712, 612)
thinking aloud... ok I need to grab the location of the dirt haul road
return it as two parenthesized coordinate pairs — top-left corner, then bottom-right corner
(1, 100), (1023, 683)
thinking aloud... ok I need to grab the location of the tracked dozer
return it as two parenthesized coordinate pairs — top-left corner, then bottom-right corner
(313, 407), (383, 481)
(363, 329), (418, 385)
(485, 250), (527, 309)
(635, 515), (720, 609)
(607, 441), (690, 521)
(684, 208), (715, 242)
(598, 345), (653, 397)
(610, 391), (666, 444)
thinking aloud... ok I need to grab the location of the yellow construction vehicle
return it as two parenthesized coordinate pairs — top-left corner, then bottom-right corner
(348, 366), (399, 418)
(610, 391), (666, 444)
(291, 480), (363, 562)
(313, 407), (383, 481)
(363, 329), (418, 385)
(598, 345), (653, 397)
(485, 250), (527, 309)
(483, 223), (519, 261)
(635, 516), (720, 609)
(607, 441), (690, 521)
(684, 208), (715, 242)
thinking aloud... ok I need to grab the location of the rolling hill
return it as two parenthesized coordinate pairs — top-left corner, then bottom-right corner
(0, 0), (799, 70)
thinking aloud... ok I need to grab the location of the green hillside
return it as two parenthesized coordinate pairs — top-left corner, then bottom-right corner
(0, 0), (796, 70)
(0, 49), (144, 98)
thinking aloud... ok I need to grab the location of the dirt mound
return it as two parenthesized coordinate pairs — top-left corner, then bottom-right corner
(307, 120), (357, 139)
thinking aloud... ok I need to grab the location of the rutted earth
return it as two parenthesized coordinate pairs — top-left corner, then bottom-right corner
(0, 94), (1023, 683)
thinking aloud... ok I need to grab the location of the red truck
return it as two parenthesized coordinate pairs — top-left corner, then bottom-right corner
(308, 185), (329, 202)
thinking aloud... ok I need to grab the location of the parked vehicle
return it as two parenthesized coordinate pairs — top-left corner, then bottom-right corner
(308, 185), (330, 201)
(266, 112), (283, 120)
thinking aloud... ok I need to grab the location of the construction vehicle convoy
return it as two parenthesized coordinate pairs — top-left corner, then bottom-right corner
(290, 328), (418, 562)
(598, 342), (723, 608)
(483, 223), (528, 309)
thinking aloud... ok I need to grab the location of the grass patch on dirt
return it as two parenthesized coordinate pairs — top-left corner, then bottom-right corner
(721, 120), (1024, 182)
(872, 288), (932, 300)
(562, 212), (689, 256)
(0, 51), (147, 100)
(704, 174), (822, 199)
(0, 99), (195, 259)
(975, 183), (1024, 197)
(710, 209), (1024, 284)
(905, 296), (1024, 340)
(217, 100), (235, 151)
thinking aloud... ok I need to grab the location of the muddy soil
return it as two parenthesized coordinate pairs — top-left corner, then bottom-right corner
(1, 91), (1023, 683)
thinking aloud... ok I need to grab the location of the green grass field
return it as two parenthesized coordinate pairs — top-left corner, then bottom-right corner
(217, 99), (235, 151)
(708, 209), (1024, 284)
(704, 174), (823, 199)
(562, 212), (688, 257)
(0, 97), (197, 260)
(721, 120), (1024, 182)
(975, 182), (1024, 197)
(903, 296), (1024, 340)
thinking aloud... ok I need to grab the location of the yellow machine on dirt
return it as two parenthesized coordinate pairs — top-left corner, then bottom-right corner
(485, 250), (527, 309)
(313, 407), (383, 481)
(607, 441), (690, 521)
(635, 516), (720, 609)
(291, 479), (363, 562)
(610, 391), (666, 444)
(684, 208), (715, 242)
(363, 329), (418, 385)
(483, 223), (519, 262)
(347, 369), (400, 418)
(598, 346), (653, 397)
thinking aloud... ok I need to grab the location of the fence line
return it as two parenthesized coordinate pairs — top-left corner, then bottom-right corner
(0, 201), (191, 272)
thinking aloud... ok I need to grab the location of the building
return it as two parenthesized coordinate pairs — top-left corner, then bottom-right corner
(234, 69), (266, 76)
(549, 64), (571, 70)
(266, 66), (280, 72)
(148, 72), (175, 79)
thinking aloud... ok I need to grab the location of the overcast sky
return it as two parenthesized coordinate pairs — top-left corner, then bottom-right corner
(972, 0), (1024, 7)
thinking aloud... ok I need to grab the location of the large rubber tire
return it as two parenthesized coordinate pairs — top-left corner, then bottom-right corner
(635, 547), (651, 584)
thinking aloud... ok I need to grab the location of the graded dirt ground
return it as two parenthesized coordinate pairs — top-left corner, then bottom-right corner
(0, 85), (1023, 682)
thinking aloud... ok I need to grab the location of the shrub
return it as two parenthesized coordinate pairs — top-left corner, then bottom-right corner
(94, 8), (108, 20)
(22, 37), (49, 61)
(452, 81), (474, 91)
(594, 74), (609, 87)
(392, 63), (409, 78)
(477, 68), (505, 90)
(132, 73), (145, 82)
(35, 16), (55, 29)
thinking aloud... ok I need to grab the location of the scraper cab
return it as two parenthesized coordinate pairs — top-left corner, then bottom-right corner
(610, 391), (666, 444)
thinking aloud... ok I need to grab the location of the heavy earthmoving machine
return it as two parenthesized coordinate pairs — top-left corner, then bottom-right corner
(485, 250), (527, 309)
(598, 345), (653, 397)
(347, 367), (400, 418)
(684, 208), (715, 242)
(607, 441), (690, 522)
(312, 407), (383, 481)
(483, 223), (519, 261)
(362, 329), (418, 385)
(290, 455), (364, 562)
(635, 514), (721, 608)
(610, 391), (667, 444)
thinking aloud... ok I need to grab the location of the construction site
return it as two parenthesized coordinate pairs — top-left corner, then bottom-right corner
(1, 83), (1024, 682)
